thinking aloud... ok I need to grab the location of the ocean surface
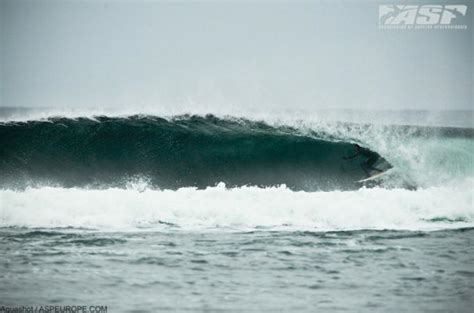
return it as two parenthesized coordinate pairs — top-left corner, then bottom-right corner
(0, 109), (473, 312)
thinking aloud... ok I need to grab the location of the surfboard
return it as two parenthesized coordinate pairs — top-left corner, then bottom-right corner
(357, 169), (390, 183)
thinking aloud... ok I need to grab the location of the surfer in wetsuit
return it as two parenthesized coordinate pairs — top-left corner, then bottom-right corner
(343, 144), (383, 177)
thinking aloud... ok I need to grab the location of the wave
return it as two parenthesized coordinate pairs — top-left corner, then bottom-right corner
(0, 115), (397, 191)
(1, 183), (472, 231)
(1, 114), (473, 232)
(1, 114), (473, 190)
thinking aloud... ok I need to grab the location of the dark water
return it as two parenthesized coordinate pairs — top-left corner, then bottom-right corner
(1, 227), (473, 312)
(0, 115), (385, 190)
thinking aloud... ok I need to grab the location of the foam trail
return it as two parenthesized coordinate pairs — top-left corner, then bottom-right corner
(1, 183), (473, 231)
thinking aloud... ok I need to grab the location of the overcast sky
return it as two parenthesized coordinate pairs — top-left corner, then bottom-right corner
(0, 0), (472, 113)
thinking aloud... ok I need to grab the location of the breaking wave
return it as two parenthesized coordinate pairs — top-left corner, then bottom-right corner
(0, 113), (473, 231)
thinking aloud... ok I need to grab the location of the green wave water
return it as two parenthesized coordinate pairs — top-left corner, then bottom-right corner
(0, 115), (383, 190)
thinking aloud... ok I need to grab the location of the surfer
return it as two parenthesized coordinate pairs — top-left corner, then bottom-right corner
(343, 144), (384, 177)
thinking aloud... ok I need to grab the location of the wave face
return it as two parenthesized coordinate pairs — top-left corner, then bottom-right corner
(0, 115), (385, 190)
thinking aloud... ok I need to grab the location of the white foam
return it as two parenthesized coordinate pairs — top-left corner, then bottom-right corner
(1, 183), (472, 231)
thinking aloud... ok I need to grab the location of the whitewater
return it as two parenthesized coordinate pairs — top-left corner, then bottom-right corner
(1, 110), (473, 312)
(1, 183), (473, 231)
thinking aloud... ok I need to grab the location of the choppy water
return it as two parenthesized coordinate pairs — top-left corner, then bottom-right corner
(1, 228), (473, 312)
(1, 110), (473, 312)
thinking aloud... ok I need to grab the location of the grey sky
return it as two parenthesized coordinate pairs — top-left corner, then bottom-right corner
(0, 0), (472, 112)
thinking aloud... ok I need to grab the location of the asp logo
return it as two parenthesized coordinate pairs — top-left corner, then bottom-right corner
(379, 4), (468, 29)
